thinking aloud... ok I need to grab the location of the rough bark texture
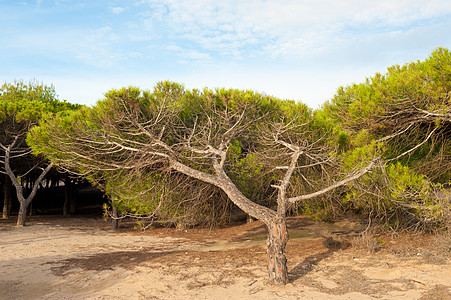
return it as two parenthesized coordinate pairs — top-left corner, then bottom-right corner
(2, 176), (12, 219)
(266, 218), (289, 285)
(17, 203), (27, 226)
(171, 154), (290, 284)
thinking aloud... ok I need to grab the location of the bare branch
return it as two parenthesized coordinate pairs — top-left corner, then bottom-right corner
(376, 123), (414, 143)
(288, 159), (376, 203)
(387, 127), (438, 162)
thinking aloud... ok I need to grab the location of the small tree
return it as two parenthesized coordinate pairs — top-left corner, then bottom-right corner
(0, 81), (79, 226)
(30, 82), (374, 284)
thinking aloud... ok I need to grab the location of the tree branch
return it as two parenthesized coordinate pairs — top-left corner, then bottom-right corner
(386, 127), (438, 162)
(288, 159), (376, 203)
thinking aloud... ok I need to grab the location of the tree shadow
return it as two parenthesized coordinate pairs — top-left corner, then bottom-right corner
(289, 237), (350, 283)
(234, 216), (317, 242)
(47, 248), (180, 276)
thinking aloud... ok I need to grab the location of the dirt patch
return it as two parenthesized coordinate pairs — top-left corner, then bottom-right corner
(48, 249), (182, 275)
(1, 215), (450, 299)
(420, 284), (451, 300)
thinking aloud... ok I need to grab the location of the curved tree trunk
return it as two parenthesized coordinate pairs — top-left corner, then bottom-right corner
(266, 217), (289, 285)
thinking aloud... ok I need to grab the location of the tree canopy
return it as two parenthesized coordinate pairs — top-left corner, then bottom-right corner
(315, 48), (451, 230)
(0, 80), (81, 225)
(29, 83), (330, 222)
(322, 47), (451, 182)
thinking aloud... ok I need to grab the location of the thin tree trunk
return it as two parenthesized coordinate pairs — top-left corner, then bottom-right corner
(2, 196), (7, 219)
(266, 217), (289, 285)
(63, 177), (71, 216)
(111, 206), (119, 229)
(2, 176), (12, 219)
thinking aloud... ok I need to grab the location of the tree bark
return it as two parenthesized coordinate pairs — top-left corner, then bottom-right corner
(2, 176), (12, 219)
(171, 156), (291, 284)
(29, 200), (33, 216)
(170, 159), (277, 224)
(266, 217), (289, 285)
(111, 206), (119, 229)
(17, 202), (27, 226)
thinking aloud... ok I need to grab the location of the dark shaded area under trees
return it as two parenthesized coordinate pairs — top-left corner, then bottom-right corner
(0, 174), (105, 217)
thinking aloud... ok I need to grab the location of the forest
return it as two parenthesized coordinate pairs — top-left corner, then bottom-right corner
(1, 48), (450, 285)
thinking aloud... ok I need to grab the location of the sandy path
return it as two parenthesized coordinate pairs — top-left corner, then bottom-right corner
(0, 217), (450, 299)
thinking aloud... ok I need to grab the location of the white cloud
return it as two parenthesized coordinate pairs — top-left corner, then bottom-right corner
(111, 6), (127, 15)
(4, 0), (451, 109)
(137, 0), (451, 59)
(73, 26), (126, 67)
(166, 45), (212, 64)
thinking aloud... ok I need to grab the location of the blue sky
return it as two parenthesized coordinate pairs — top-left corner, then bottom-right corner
(1, 0), (451, 108)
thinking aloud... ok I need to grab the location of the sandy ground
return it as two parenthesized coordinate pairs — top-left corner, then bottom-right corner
(0, 216), (450, 300)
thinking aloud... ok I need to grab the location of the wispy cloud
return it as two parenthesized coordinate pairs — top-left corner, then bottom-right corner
(111, 6), (127, 15)
(136, 0), (451, 60)
(2, 0), (451, 107)
(74, 26), (125, 67)
(166, 45), (212, 64)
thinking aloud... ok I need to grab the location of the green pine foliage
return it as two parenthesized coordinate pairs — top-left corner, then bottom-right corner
(0, 80), (80, 123)
(29, 81), (328, 227)
(1, 80), (81, 175)
(319, 48), (451, 229)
